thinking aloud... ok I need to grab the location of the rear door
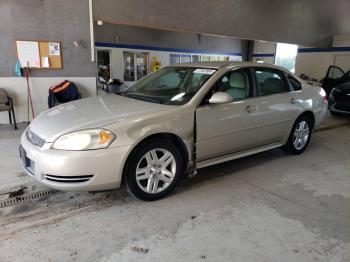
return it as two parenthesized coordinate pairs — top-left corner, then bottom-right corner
(253, 67), (303, 146)
(322, 65), (346, 97)
(196, 68), (259, 161)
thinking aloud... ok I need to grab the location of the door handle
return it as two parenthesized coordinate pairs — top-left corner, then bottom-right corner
(290, 97), (298, 104)
(246, 105), (257, 113)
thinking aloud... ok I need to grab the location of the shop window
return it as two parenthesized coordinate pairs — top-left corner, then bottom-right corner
(201, 55), (210, 61)
(210, 56), (219, 61)
(123, 51), (135, 81)
(136, 52), (149, 80)
(181, 54), (191, 63)
(123, 51), (149, 81)
(192, 55), (200, 62)
(170, 54), (180, 64)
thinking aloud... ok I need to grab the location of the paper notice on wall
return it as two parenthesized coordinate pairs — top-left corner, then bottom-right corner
(41, 57), (49, 68)
(16, 41), (41, 68)
(49, 42), (60, 56)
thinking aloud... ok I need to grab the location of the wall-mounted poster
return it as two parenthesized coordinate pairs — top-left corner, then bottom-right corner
(16, 41), (41, 68)
(49, 42), (60, 56)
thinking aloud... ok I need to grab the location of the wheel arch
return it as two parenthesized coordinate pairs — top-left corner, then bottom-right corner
(298, 111), (315, 130)
(121, 132), (190, 184)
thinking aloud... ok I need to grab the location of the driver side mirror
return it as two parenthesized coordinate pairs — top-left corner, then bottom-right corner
(209, 92), (233, 104)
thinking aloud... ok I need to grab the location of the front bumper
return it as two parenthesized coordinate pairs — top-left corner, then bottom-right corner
(20, 132), (132, 191)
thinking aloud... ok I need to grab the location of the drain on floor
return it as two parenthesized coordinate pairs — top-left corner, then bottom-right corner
(0, 189), (60, 208)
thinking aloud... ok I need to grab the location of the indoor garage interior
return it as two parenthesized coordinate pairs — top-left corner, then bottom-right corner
(1, 0), (350, 261)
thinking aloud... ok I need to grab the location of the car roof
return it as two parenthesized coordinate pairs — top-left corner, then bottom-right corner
(170, 61), (291, 73)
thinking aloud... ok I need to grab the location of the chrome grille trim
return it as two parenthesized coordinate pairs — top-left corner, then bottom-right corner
(26, 129), (46, 147)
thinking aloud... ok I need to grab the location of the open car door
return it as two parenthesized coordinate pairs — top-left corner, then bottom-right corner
(322, 65), (346, 97)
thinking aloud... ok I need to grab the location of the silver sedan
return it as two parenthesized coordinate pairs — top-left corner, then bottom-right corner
(20, 62), (328, 200)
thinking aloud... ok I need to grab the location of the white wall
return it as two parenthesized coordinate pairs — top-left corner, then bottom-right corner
(294, 36), (350, 80)
(0, 77), (96, 124)
(295, 52), (335, 80)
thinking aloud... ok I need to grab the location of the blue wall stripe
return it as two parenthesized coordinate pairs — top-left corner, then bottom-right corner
(252, 53), (275, 57)
(95, 42), (242, 56)
(298, 46), (350, 53)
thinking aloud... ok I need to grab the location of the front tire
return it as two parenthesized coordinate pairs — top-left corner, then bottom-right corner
(125, 138), (184, 201)
(283, 115), (313, 154)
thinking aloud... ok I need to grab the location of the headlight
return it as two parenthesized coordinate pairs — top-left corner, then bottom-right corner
(51, 129), (116, 150)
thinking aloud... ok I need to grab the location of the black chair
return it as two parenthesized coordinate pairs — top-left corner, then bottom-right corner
(0, 88), (17, 129)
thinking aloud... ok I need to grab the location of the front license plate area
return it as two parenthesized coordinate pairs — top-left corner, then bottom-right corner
(19, 145), (35, 175)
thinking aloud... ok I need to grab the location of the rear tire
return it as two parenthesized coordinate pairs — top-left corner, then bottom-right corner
(283, 115), (313, 154)
(125, 138), (184, 201)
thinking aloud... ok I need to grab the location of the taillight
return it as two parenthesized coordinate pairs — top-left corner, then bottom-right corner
(320, 88), (327, 103)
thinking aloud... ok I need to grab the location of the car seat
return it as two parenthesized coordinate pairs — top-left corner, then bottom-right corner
(226, 71), (248, 100)
(263, 77), (285, 95)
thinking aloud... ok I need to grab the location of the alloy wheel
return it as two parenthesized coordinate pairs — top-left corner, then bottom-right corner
(293, 120), (310, 150)
(135, 148), (176, 194)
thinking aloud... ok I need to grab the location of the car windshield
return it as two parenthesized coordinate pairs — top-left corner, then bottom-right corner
(119, 67), (217, 105)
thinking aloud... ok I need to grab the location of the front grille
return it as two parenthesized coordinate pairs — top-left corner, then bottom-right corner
(44, 174), (93, 183)
(26, 129), (46, 147)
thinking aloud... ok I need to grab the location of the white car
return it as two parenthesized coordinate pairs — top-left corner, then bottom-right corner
(20, 62), (328, 200)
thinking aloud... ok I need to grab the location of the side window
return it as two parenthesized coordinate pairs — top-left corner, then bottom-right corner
(327, 66), (345, 79)
(202, 69), (251, 104)
(218, 69), (251, 100)
(287, 75), (302, 91)
(255, 68), (290, 95)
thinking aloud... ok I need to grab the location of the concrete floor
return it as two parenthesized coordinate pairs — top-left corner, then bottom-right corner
(0, 114), (349, 262)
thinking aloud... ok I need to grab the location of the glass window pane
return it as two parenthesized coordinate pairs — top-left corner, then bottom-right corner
(123, 67), (216, 105)
(288, 75), (302, 91)
(210, 56), (219, 61)
(255, 68), (290, 95)
(201, 55), (210, 61)
(170, 54), (180, 65)
(218, 70), (250, 100)
(123, 51), (135, 81)
(181, 54), (191, 63)
(136, 52), (149, 80)
(328, 67), (345, 79)
(192, 55), (200, 62)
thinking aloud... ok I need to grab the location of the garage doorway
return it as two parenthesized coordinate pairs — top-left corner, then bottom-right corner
(275, 43), (298, 73)
(97, 50), (111, 81)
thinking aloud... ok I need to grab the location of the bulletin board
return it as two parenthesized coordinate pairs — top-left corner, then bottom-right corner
(16, 40), (63, 69)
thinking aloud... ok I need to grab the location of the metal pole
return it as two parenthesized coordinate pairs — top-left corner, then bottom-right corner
(89, 0), (95, 63)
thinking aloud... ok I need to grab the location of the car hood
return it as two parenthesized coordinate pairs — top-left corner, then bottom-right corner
(29, 94), (173, 142)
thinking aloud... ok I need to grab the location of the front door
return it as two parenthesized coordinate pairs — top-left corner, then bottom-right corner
(196, 68), (259, 161)
(322, 65), (346, 97)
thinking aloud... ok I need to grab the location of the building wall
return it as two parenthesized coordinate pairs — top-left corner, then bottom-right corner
(95, 23), (242, 83)
(0, 0), (97, 124)
(0, 77), (97, 123)
(295, 37), (350, 81)
(93, 0), (350, 47)
(252, 41), (276, 64)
